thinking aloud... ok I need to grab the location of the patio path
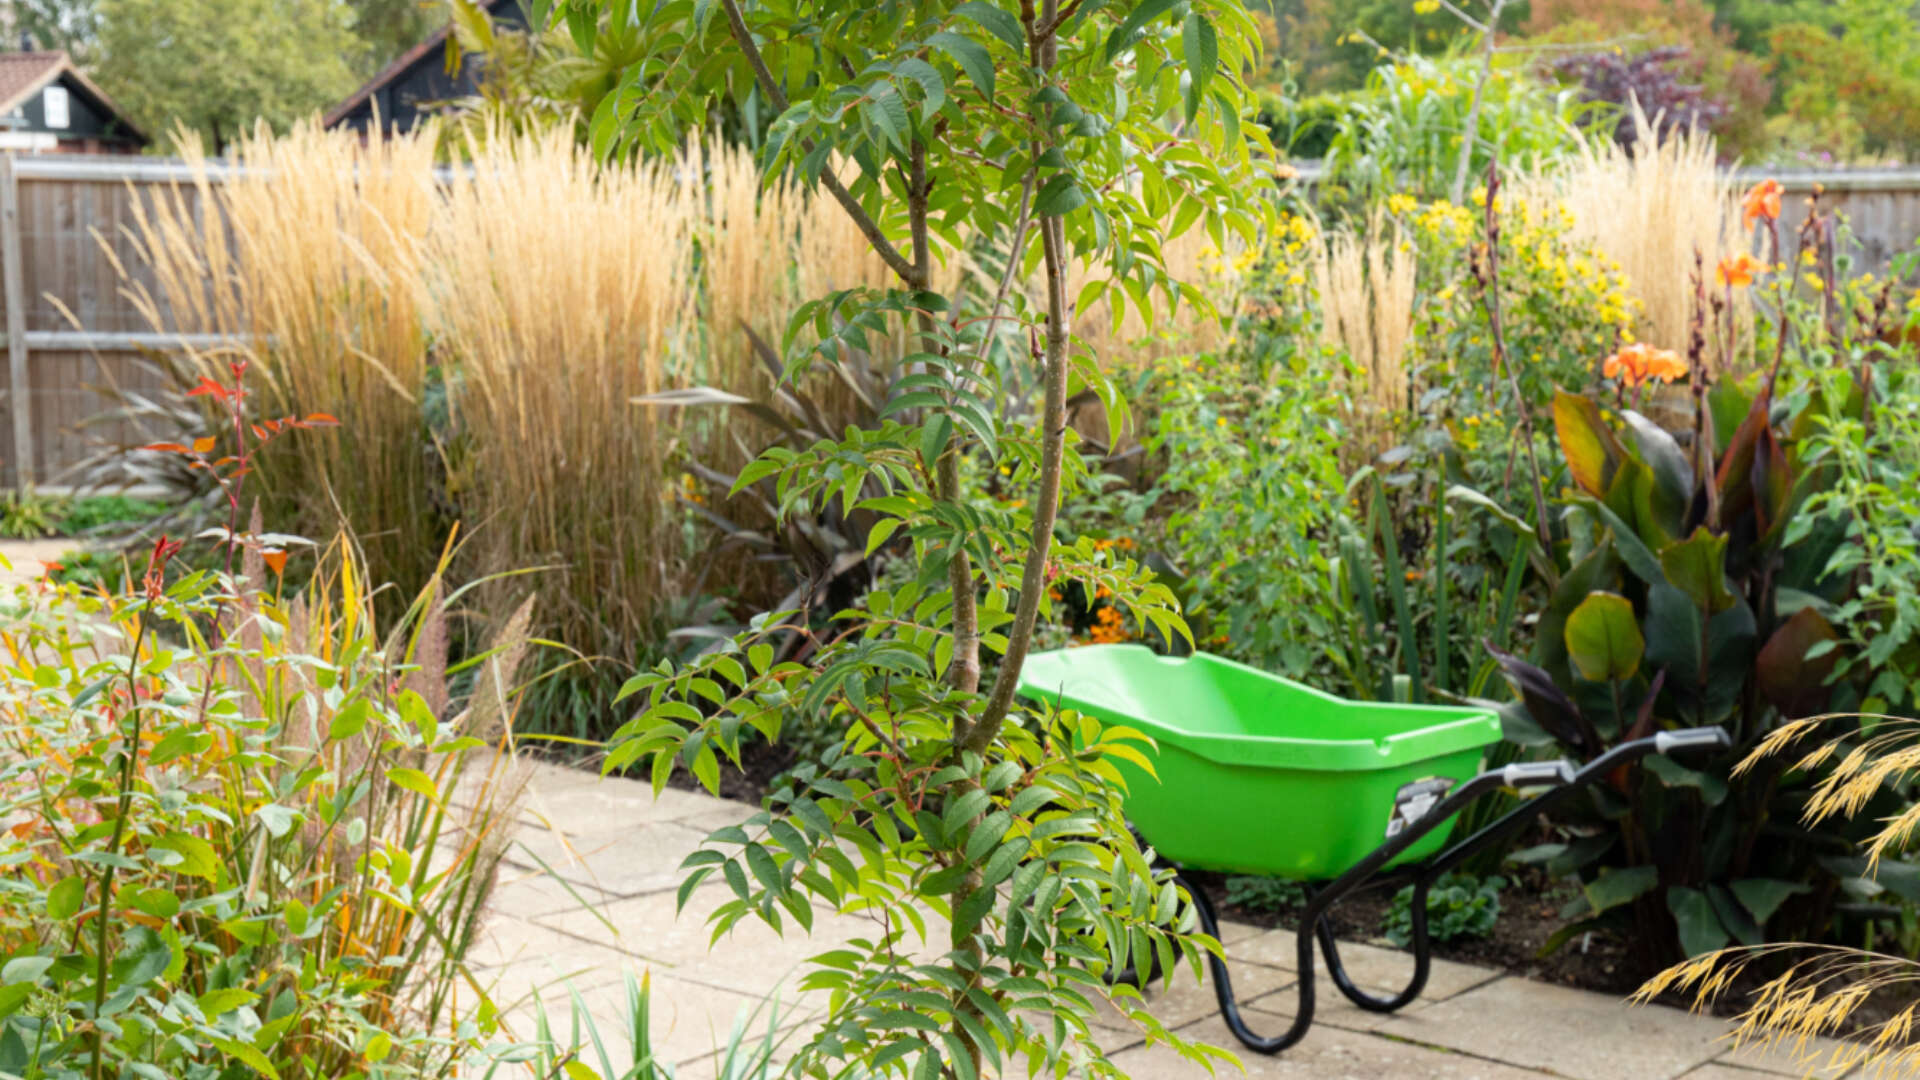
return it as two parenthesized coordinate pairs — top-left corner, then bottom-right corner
(472, 758), (1856, 1080)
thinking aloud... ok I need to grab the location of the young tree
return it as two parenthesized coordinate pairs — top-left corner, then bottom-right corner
(539, 0), (1271, 1073)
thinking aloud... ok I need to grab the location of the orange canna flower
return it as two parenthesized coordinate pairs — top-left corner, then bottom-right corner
(1715, 251), (1766, 288)
(1742, 179), (1783, 228)
(1602, 342), (1688, 387)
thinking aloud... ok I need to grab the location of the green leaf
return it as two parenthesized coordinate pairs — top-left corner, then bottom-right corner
(927, 31), (995, 102)
(1180, 13), (1217, 120)
(1034, 173), (1087, 217)
(211, 1036), (282, 1080)
(952, 1), (1023, 50)
(254, 804), (300, 839)
(895, 58), (946, 121)
(1105, 0), (1180, 59)
(328, 698), (372, 741)
(1553, 390), (1625, 498)
(1564, 592), (1644, 683)
(1, 957), (53, 986)
(385, 767), (443, 806)
(1707, 883), (1762, 947)
(1583, 864), (1657, 915)
(46, 875), (83, 921)
(1667, 886), (1731, 957)
(1643, 755), (1727, 806)
(1658, 528), (1734, 614)
(1730, 878), (1811, 925)
(151, 833), (220, 881)
(196, 987), (258, 1019)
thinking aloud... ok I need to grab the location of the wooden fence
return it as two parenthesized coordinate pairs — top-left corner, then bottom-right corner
(1, 155), (1919, 492)
(0, 154), (230, 491)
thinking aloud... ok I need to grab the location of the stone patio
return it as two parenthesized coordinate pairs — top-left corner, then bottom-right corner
(471, 758), (1858, 1079)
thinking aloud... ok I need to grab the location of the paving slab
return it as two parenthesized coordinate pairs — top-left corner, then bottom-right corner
(504, 819), (715, 898)
(534, 882), (935, 995)
(473, 765), (1827, 1080)
(1377, 975), (1730, 1080)
(1714, 1035), (1861, 1078)
(1086, 961), (1295, 1035)
(1106, 1011), (1554, 1079)
(1227, 926), (1499, 1001)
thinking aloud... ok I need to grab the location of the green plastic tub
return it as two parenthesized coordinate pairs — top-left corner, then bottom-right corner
(1015, 645), (1503, 880)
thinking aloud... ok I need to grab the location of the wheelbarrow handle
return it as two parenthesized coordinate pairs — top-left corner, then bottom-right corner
(1501, 761), (1575, 788)
(1194, 726), (1730, 1057)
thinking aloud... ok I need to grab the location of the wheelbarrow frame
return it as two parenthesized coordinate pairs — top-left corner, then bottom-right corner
(1172, 727), (1732, 1055)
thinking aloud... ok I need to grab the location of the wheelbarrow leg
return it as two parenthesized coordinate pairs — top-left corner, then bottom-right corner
(1314, 883), (1431, 1013)
(1182, 763), (1553, 1054)
(1178, 871), (1318, 1054)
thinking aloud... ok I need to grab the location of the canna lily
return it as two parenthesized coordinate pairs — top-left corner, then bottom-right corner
(1603, 342), (1688, 388)
(1715, 251), (1766, 288)
(1742, 179), (1783, 228)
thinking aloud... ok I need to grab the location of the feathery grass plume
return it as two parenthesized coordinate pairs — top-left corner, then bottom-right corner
(116, 119), (447, 601)
(427, 124), (697, 667)
(1639, 713), (1920, 1074)
(1309, 207), (1415, 462)
(1511, 103), (1753, 366)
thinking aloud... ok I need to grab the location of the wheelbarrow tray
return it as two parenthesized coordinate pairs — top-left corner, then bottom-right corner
(1016, 645), (1501, 879)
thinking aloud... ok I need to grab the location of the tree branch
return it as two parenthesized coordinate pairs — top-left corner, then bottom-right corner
(718, 0), (917, 283)
(975, 0), (1067, 744)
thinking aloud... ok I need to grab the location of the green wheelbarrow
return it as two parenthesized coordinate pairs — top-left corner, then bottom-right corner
(1015, 644), (1728, 1056)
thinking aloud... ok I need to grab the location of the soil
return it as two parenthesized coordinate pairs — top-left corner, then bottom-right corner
(1190, 863), (1644, 998)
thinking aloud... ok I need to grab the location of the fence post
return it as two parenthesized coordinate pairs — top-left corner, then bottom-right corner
(0, 153), (30, 491)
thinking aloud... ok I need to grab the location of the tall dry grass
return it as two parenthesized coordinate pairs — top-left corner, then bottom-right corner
(112, 124), (949, 695)
(427, 127), (698, 662)
(1513, 107), (1752, 361)
(1310, 210), (1417, 459)
(117, 119), (446, 593)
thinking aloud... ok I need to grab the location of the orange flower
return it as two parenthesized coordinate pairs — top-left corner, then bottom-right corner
(1715, 252), (1766, 288)
(1602, 342), (1688, 387)
(1741, 179), (1783, 228)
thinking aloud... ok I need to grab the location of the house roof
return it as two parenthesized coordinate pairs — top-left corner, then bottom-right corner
(322, 0), (514, 128)
(0, 51), (147, 143)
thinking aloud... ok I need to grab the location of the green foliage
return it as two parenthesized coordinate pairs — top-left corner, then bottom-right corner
(51, 494), (168, 535)
(1221, 874), (1306, 913)
(1385, 872), (1503, 947)
(1792, 247), (1920, 714)
(1144, 330), (1348, 680)
(92, 0), (360, 151)
(1491, 363), (1876, 968)
(0, 494), (170, 540)
(1318, 54), (1607, 203)
(0, 493), (59, 540)
(0, 538), (532, 1077)
(538, 0), (1276, 1072)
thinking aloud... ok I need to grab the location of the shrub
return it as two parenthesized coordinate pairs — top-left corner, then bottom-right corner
(1144, 302), (1350, 682)
(0, 533), (535, 1077)
(1546, 45), (1727, 152)
(1385, 872), (1504, 947)
(1484, 197), (1901, 968)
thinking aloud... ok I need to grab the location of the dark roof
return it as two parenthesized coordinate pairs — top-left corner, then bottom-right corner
(0, 50), (147, 143)
(323, 0), (516, 129)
